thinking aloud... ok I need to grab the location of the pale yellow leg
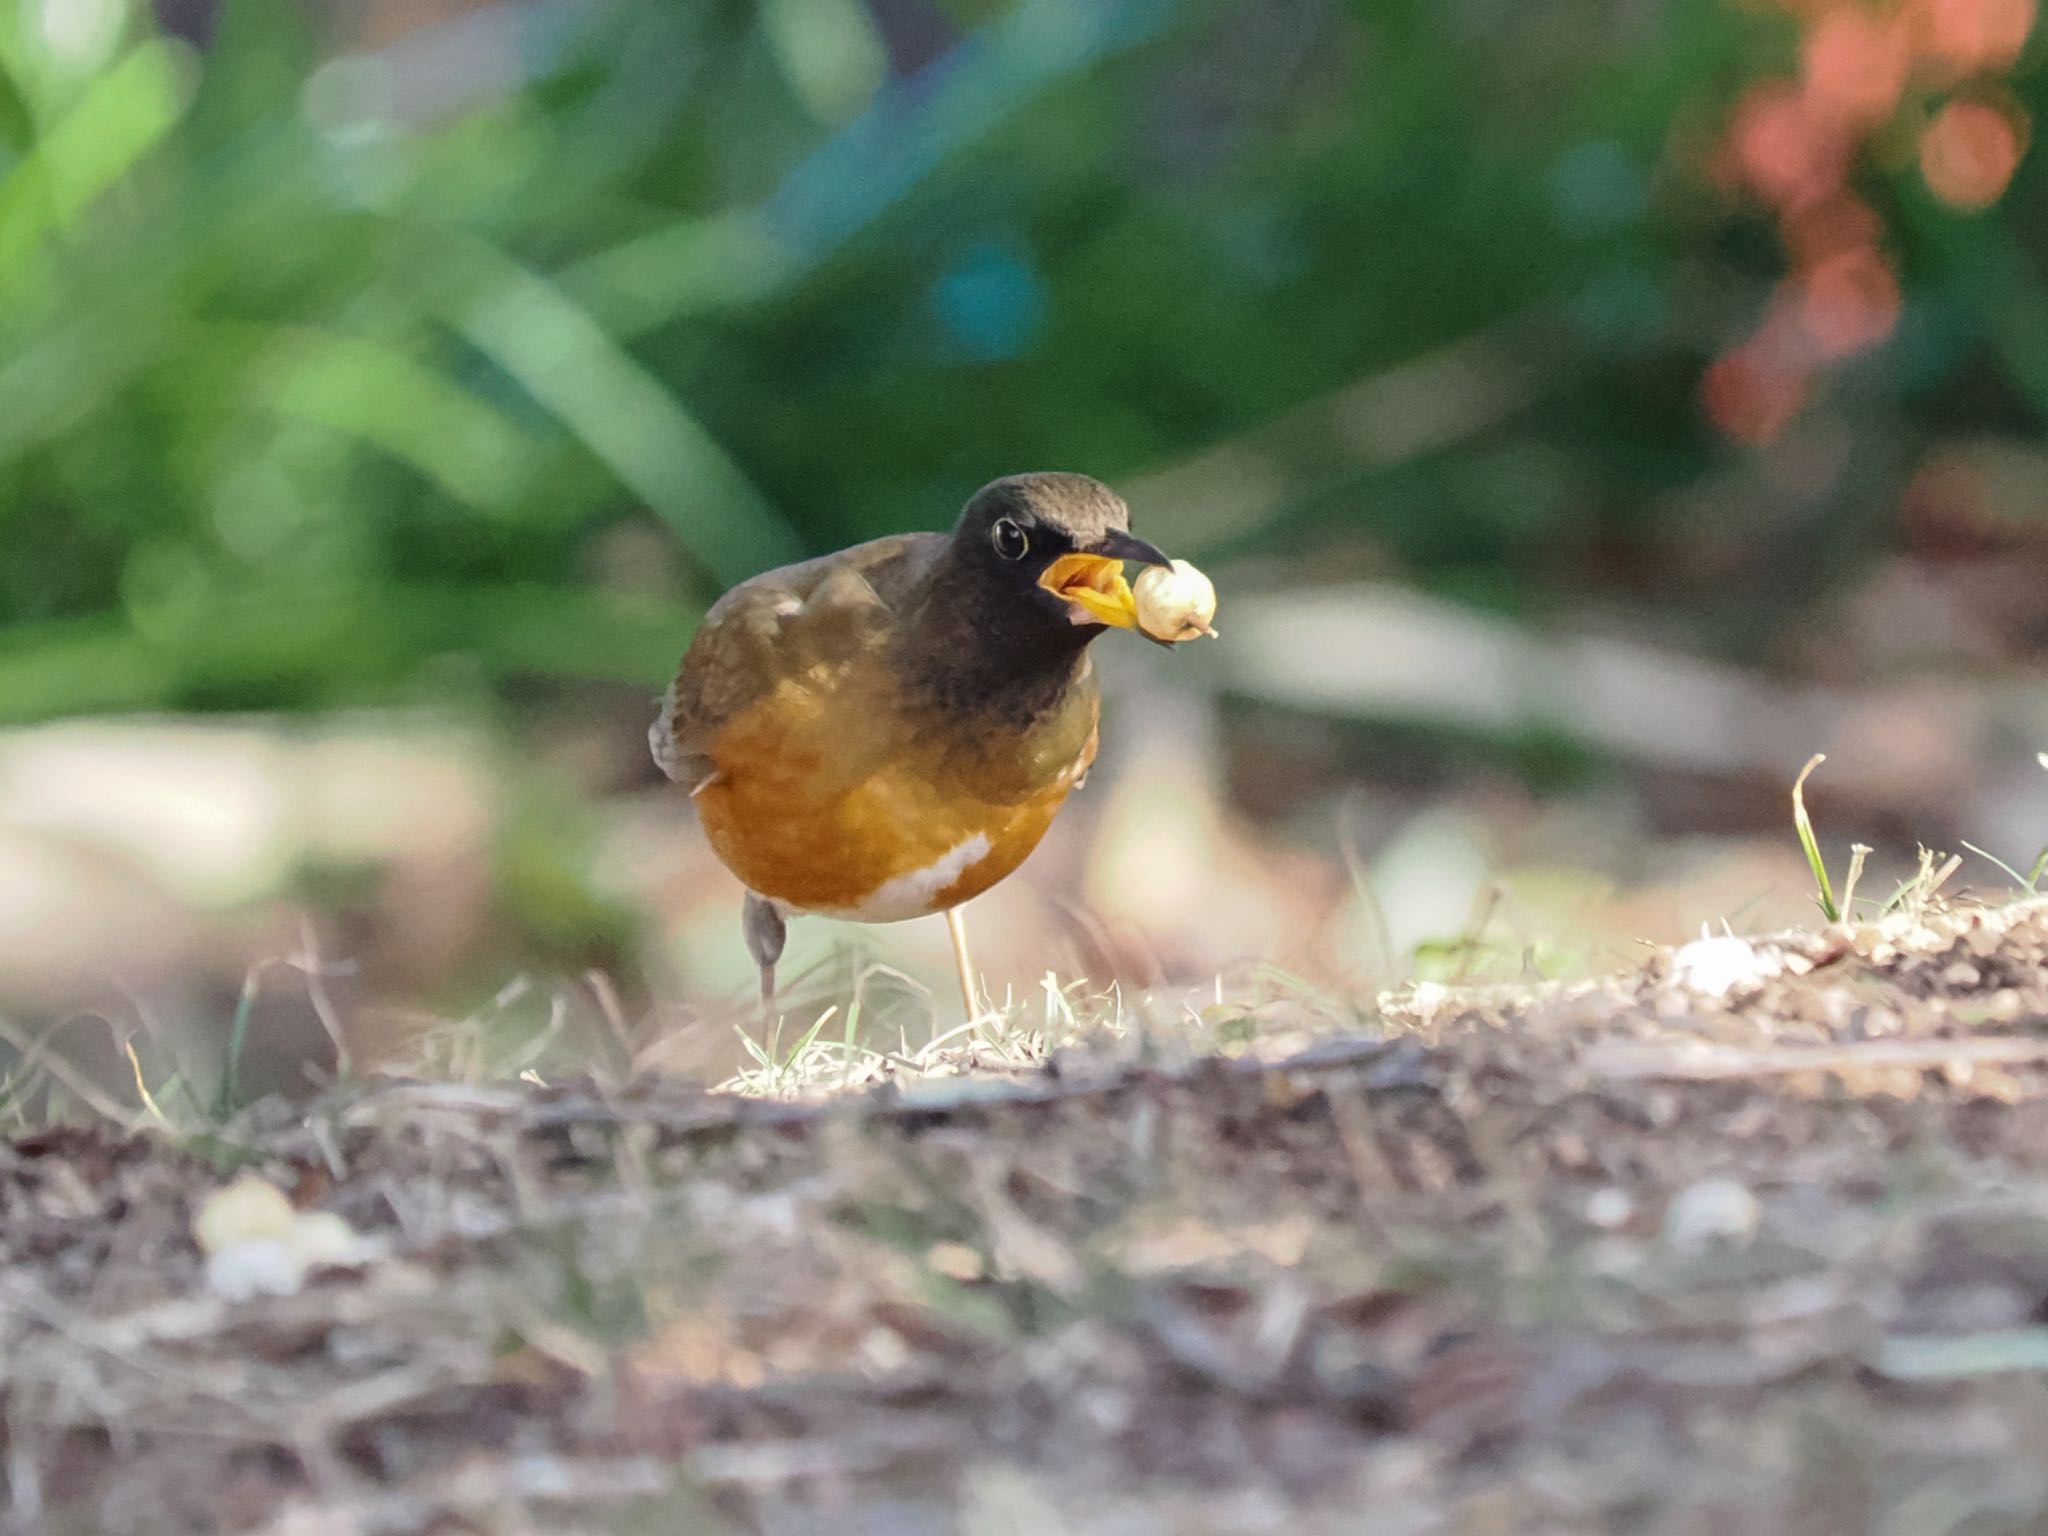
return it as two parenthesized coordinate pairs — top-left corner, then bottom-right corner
(944, 905), (979, 1018)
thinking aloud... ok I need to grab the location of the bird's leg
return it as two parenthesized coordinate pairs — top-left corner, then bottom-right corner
(944, 905), (980, 1019)
(743, 893), (787, 1007)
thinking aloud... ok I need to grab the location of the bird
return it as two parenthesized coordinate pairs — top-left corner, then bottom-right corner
(649, 471), (1171, 1015)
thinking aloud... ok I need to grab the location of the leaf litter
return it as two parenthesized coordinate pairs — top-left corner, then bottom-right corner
(12, 898), (2048, 1532)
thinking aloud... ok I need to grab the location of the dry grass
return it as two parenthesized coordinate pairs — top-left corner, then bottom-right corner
(5, 751), (2046, 1533)
(14, 890), (2048, 1532)
(710, 971), (1124, 1097)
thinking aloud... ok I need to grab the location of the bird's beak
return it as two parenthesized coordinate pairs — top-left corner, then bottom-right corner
(1036, 529), (1171, 629)
(1091, 528), (1171, 567)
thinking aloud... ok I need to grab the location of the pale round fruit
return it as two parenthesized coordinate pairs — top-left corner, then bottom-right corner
(289, 1210), (371, 1267)
(1133, 559), (1218, 642)
(193, 1175), (297, 1254)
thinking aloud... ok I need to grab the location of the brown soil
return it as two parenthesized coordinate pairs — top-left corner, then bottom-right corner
(11, 900), (2048, 1534)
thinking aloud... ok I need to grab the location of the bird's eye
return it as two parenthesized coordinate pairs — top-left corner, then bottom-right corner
(991, 518), (1030, 561)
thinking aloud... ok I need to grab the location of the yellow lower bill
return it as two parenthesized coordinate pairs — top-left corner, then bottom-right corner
(1037, 553), (1140, 628)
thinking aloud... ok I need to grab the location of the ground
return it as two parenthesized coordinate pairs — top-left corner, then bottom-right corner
(11, 898), (2048, 1535)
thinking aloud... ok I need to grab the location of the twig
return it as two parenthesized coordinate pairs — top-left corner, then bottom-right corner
(584, 969), (635, 1071)
(290, 916), (356, 1080)
(1586, 1035), (2048, 1081)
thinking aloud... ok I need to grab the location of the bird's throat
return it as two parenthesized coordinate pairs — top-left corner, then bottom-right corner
(898, 582), (1096, 730)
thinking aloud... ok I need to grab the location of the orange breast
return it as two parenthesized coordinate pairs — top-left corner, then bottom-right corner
(694, 673), (1097, 923)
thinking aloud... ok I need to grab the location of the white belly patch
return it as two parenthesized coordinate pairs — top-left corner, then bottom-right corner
(820, 833), (993, 923)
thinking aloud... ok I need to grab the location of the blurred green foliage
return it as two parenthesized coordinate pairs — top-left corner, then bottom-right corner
(0, 0), (2041, 724)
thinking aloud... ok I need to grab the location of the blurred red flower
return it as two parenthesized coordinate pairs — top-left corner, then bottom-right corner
(1911, 0), (2036, 74)
(1797, 244), (1903, 356)
(1803, 9), (1912, 125)
(1702, 342), (1813, 443)
(1732, 81), (1851, 207)
(1921, 98), (2027, 206)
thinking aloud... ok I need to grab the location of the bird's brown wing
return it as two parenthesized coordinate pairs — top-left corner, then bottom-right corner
(648, 532), (942, 793)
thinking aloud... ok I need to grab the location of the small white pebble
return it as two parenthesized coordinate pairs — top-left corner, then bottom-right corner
(193, 1175), (297, 1254)
(1133, 559), (1218, 642)
(1585, 1186), (1635, 1230)
(1405, 980), (1450, 1022)
(1663, 1177), (1761, 1254)
(859, 1326), (911, 1375)
(205, 1237), (308, 1301)
(1670, 933), (1784, 998)
(927, 1240), (985, 1282)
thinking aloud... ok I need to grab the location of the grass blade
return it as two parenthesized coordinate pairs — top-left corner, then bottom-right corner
(1839, 843), (1871, 916)
(735, 1024), (775, 1070)
(1962, 840), (2034, 893)
(781, 1006), (838, 1070)
(215, 970), (260, 1120)
(123, 1038), (169, 1127)
(1792, 753), (1839, 922)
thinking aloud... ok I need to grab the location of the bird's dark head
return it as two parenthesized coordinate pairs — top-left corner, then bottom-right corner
(947, 472), (1168, 634)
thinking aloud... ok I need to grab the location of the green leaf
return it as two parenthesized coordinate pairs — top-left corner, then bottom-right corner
(0, 38), (197, 286)
(442, 238), (805, 586)
(230, 322), (542, 513)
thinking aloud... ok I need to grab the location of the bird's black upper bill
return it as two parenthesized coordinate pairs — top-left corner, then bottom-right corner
(1089, 528), (1170, 567)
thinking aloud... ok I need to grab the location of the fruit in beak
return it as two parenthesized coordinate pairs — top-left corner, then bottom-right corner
(1133, 559), (1218, 641)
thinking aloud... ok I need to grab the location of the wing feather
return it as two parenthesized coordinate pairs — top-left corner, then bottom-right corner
(649, 533), (940, 791)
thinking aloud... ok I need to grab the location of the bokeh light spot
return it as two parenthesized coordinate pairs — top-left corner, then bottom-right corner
(36, 0), (127, 68)
(1802, 9), (1910, 126)
(1920, 98), (2027, 208)
(1702, 344), (1812, 443)
(1912, 0), (2036, 73)
(1731, 81), (1847, 208)
(932, 243), (1050, 363)
(1797, 244), (1903, 357)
